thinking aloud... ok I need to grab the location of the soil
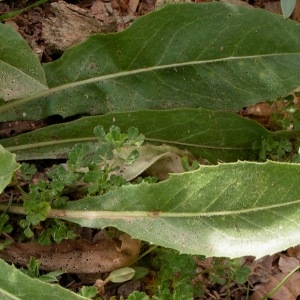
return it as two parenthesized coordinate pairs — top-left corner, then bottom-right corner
(1, 0), (300, 299)
(0, 0), (156, 62)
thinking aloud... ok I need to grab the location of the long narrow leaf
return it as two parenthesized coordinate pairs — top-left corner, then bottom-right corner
(1, 109), (294, 163)
(61, 161), (300, 258)
(2, 3), (300, 120)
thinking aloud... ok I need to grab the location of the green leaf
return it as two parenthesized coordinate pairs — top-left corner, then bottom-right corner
(62, 161), (300, 258)
(131, 266), (149, 280)
(108, 267), (135, 283)
(2, 3), (300, 120)
(1, 109), (296, 163)
(0, 214), (12, 235)
(235, 266), (251, 284)
(23, 226), (34, 238)
(20, 163), (37, 181)
(39, 270), (65, 283)
(0, 24), (47, 101)
(0, 259), (87, 300)
(127, 292), (149, 300)
(0, 145), (20, 193)
(281, 0), (296, 18)
(79, 286), (98, 298)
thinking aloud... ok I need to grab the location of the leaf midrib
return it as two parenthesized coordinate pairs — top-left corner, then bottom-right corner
(1, 198), (299, 221)
(62, 198), (300, 219)
(5, 136), (252, 153)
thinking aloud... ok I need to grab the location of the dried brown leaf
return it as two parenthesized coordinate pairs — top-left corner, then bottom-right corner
(278, 255), (300, 273)
(0, 233), (140, 274)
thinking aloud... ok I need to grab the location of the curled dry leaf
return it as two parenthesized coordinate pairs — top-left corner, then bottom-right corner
(114, 144), (195, 181)
(62, 144), (194, 182)
(287, 245), (300, 260)
(0, 233), (140, 274)
(143, 152), (185, 180)
(248, 255), (272, 285)
(278, 255), (300, 273)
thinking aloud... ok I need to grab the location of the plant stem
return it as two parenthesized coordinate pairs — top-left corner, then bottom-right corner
(261, 265), (300, 300)
(130, 245), (159, 265)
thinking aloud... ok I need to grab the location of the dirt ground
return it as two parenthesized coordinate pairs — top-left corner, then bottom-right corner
(0, 0), (156, 62)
